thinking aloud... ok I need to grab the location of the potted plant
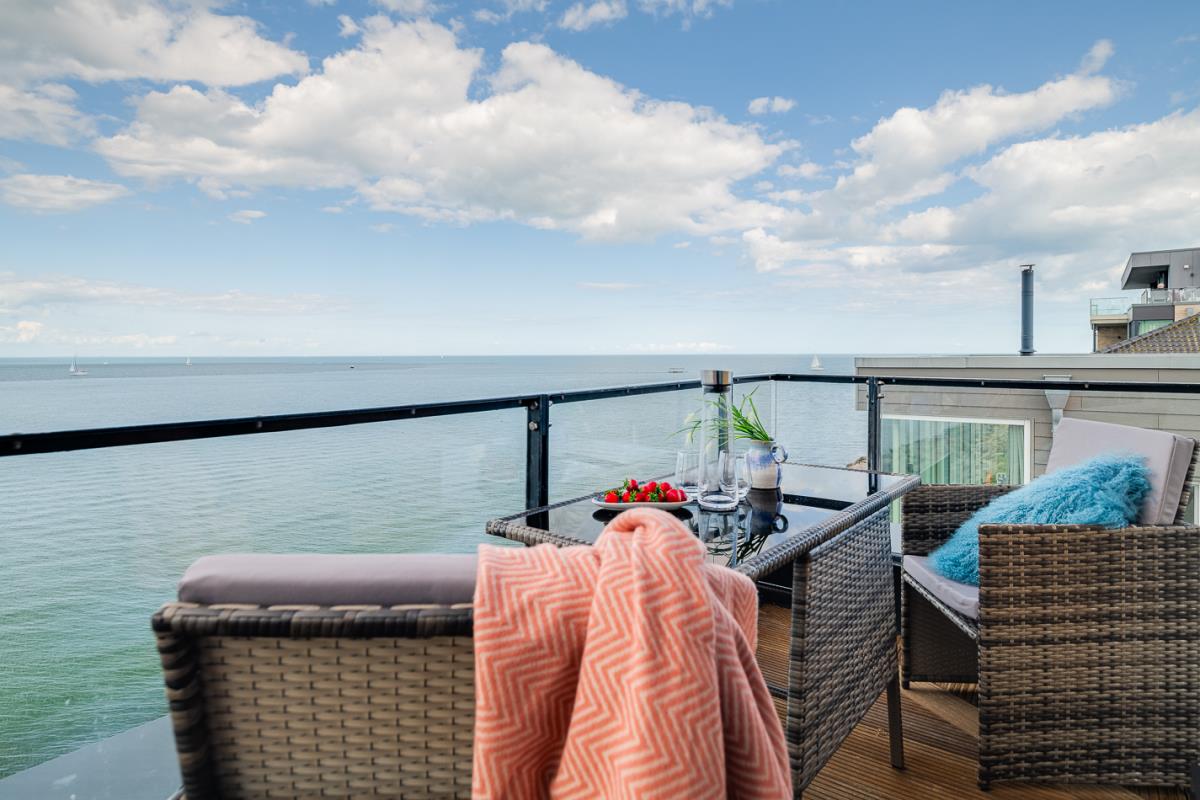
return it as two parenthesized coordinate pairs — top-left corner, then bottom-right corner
(728, 389), (788, 490)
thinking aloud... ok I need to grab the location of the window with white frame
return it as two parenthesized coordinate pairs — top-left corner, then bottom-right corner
(881, 415), (1030, 486)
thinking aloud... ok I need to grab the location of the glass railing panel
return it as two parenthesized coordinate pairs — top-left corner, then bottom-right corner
(548, 379), (776, 504)
(1089, 297), (1131, 317)
(775, 379), (866, 469)
(549, 388), (700, 502)
(0, 409), (524, 778)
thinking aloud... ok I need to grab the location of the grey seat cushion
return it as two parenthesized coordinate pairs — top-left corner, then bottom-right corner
(179, 553), (477, 606)
(1046, 417), (1195, 525)
(903, 555), (978, 620)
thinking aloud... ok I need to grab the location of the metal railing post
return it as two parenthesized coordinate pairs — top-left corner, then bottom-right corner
(526, 395), (550, 509)
(867, 377), (882, 494)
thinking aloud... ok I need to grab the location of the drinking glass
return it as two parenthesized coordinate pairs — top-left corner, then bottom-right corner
(675, 449), (700, 497)
(733, 454), (750, 499)
(719, 451), (749, 501)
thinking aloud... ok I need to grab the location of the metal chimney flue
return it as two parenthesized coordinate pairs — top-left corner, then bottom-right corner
(1019, 264), (1035, 356)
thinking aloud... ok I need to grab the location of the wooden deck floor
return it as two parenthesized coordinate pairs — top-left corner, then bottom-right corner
(755, 604), (1189, 800)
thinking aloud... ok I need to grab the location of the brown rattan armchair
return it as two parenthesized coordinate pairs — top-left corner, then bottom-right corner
(900, 421), (1200, 792)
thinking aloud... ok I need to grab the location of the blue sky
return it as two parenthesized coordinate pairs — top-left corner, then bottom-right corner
(0, 0), (1198, 356)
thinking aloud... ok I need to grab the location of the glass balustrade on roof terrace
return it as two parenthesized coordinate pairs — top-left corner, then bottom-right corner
(2, 370), (1199, 800)
(1137, 287), (1200, 305)
(1089, 297), (1132, 319)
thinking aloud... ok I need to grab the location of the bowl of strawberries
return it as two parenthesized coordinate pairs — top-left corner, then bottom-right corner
(591, 478), (690, 510)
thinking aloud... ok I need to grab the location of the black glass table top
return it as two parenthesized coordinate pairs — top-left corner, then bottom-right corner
(492, 463), (914, 569)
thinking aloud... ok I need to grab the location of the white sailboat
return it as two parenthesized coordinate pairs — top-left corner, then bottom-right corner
(810, 355), (823, 371)
(185, 357), (193, 367)
(69, 356), (88, 376)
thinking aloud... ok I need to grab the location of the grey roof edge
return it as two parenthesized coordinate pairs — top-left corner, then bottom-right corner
(854, 352), (1200, 369)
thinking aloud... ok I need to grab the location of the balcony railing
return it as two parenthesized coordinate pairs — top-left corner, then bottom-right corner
(1137, 287), (1200, 305)
(2, 371), (1200, 796)
(1089, 297), (1131, 318)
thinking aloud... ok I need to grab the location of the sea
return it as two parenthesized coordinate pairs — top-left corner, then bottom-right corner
(0, 354), (864, 777)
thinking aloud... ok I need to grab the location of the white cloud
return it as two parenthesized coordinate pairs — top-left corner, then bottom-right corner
(638, 0), (731, 20)
(373, 0), (438, 16)
(733, 39), (1200, 324)
(337, 15), (361, 37)
(560, 0), (628, 31)
(889, 108), (1200, 256)
(473, 0), (546, 23)
(0, 273), (336, 315)
(777, 161), (822, 179)
(0, 174), (129, 211)
(97, 18), (783, 241)
(0, 320), (45, 343)
(748, 96), (794, 115)
(829, 49), (1120, 212)
(0, 0), (307, 87)
(742, 227), (961, 273)
(624, 340), (733, 352)
(0, 319), (178, 347)
(472, 9), (504, 23)
(1079, 39), (1114, 75)
(0, 83), (94, 145)
(321, 205), (344, 213)
(228, 209), (266, 224)
(369, 222), (395, 233)
(78, 332), (178, 347)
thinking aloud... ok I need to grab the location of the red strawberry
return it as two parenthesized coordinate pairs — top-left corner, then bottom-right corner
(636, 491), (650, 502)
(660, 481), (672, 492)
(605, 490), (619, 503)
(665, 488), (681, 503)
(628, 479), (639, 491)
(621, 490), (631, 503)
(645, 481), (658, 492)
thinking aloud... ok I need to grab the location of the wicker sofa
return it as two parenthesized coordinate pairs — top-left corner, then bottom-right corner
(899, 418), (1200, 791)
(153, 553), (477, 799)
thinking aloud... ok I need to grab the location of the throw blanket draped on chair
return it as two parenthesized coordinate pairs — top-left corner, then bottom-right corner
(472, 507), (792, 799)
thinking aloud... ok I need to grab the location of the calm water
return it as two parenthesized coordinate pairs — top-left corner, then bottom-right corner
(0, 355), (863, 776)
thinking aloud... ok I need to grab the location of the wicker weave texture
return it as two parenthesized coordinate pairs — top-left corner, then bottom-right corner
(788, 506), (897, 791)
(899, 483), (1014, 556)
(198, 636), (474, 799)
(978, 523), (1200, 788)
(154, 604), (475, 800)
(900, 583), (977, 685)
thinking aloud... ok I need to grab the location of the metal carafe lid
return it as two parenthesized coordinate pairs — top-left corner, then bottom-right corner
(700, 369), (732, 388)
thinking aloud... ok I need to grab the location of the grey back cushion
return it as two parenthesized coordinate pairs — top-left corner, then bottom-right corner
(179, 553), (477, 606)
(1046, 417), (1195, 525)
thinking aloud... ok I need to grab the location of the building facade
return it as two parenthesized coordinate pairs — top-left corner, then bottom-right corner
(854, 354), (1200, 520)
(1091, 247), (1200, 351)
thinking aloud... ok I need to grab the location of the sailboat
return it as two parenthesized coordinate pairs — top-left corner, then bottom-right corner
(810, 355), (823, 371)
(68, 356), (88, 376)
(185, 357), (193, 367)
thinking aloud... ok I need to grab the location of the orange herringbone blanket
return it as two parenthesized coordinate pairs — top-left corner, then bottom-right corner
(472, 507), (792, 799)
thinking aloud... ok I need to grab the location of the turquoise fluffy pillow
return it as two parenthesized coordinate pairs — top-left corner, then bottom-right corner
(929, 454), (1151, 586)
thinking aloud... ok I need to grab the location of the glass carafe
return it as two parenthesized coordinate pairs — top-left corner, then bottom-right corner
(697, 369), (738, 511)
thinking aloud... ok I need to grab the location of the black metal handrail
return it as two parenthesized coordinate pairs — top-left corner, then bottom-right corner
(3, 372), (1197, 508)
